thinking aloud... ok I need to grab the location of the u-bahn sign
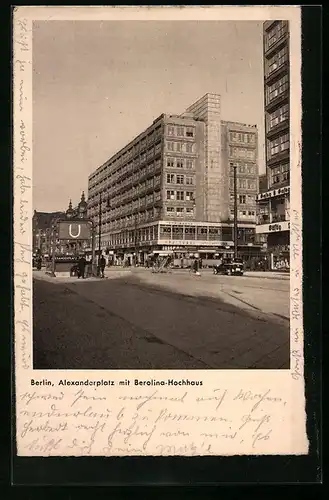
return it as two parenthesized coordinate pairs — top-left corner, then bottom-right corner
(57, 220), (92, 240)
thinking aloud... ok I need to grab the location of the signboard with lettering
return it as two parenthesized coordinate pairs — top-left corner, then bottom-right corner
(57, 220), (92, 241)
(157, 240), (234, 247)
(257, 186), (290, 201)
(255, 221), (290, 234)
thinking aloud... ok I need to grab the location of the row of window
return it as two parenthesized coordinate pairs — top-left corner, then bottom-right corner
(166, 207), (195, 216)
(166, 141), (195, 153)
(167, 125), (195, 138)
(267, 46), (288, 76)
(89, 159), (162, 195)
(268, 104), (289, 130)
(166, 173), (195, 185)
(229, 132), (256, 145)
(269, 133), (289, 157)
(166, 190), (195, 202)
(270, 162), (290, 186)
(166, 157), (195, 169)
(265, 21), (287, 51)
(230, 209), (256, 217)
(229, 178), (257, 190)
(229, 146), (256, 160)
(230, 194), (256, 205)
(229, 162), (256, 175)
(266, 74), (289, 105)
(90, 127), (162, 184)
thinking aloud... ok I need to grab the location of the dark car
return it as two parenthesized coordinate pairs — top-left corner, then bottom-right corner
(213, 258), (244, 276)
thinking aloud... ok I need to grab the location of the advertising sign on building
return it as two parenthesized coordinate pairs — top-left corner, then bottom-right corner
(255, 221), (290, 234)
(57, 220), (92, 240)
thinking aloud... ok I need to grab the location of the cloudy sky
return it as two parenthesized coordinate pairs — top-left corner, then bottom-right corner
(33, 20), (265, 212)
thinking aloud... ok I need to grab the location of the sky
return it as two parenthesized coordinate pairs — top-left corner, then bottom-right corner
(33, 20), (265, 212)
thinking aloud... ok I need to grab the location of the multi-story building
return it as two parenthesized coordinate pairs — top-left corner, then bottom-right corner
(88, 93), (262, 265)
(256, 20), (290, 270)
(33, 210), (66, 255)
(32, 193), (88, 256)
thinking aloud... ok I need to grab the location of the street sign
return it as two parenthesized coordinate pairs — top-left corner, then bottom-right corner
(57, 220), (92, 240)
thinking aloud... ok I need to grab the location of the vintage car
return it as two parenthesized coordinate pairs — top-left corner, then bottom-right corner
(213, 258), (244, 276)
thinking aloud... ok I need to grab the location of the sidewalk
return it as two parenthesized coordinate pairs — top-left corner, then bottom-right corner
(33, 268), (132, 284)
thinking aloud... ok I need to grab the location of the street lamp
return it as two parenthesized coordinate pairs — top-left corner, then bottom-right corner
(97, 190), (111, 275)
(233, 164), (238, 259)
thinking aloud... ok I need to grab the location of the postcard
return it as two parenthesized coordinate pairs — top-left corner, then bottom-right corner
(13, 5), (307, 457)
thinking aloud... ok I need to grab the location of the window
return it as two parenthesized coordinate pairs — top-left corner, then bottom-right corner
(239, 195), (246, 204)
(176, 160), (184, 168)
(185, 143), (193, 153)
(186, 207), (194, 215)
(246, 164), (255, 174)
(186, 159), (194, 169)
(167, 173), (174, 184)
(167, 126), (175, 136)
(239, 164), (246, 174)
(270, 162), (290, 186)
(238, 179), (247, 189)
(167, 159), (174, 168)
(186, 127), (194, 137)
(269, 133), (289, 157)
(167, 190), (175, 200)
(177, 127), (184, 137)
(166, 207), (175, 214)
(247, 180), (256, 190)
(176, 142), (182, 152)
(248, 211), (255, 216)
(186, 191), (194, 201)
(186, 176), (194, 185)
(176, 207), (184, 216)
(267, 75), (288, 103)
(230, 147), (255, 160)
(247, 195), (255, 204)
(268, 47), (288, 75)
(167, 142), (174, 151)
(269, 104), (289, 129)
(176, 191), (184, 201)
(266, 21), (286, 50)
(176, 175), (184, 184)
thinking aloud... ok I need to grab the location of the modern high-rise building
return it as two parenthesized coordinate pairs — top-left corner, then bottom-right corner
(256, 20), (290, 270)
(87, 93), (262, 265)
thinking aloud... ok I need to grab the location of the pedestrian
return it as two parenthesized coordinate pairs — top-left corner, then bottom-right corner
(193, 258), (199, 274)
(99, 255), (106, 278)
(77, 255), (86, 279)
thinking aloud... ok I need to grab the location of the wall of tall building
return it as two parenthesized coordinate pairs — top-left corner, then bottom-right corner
(256, 20), (290, 270)
(185, 93), (224, 222)
(221, 121), (258, 226)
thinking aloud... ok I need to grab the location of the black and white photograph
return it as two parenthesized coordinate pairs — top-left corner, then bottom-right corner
(14, 6), (308, 459)
(31, 18), (291, 371)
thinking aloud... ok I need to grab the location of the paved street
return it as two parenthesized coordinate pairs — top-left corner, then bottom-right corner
(33, 268), (290, 370)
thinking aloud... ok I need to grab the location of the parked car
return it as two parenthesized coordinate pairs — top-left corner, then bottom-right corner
(213, 258), (244, 276)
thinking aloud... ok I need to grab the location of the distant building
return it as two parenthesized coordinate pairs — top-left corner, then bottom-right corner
(33, 192), (88, 256)
(87, 93), (262, 265)
(256, 20), (290, 270)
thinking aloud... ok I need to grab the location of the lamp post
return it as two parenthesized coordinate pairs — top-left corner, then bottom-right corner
(97, 190), (111, 275)
(233, 164), (238, 259)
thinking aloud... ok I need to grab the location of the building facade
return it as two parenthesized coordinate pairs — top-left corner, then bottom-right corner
(256, 20), (290, 270)
(33, 193), (89, 257)
(88, 94), (262, 264)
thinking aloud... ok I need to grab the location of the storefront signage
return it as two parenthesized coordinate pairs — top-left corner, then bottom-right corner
(58, 220), (92, 241)
(256, 221), (290, 233)
(157, 240), (234, 247)
(257, 186), (290, 201)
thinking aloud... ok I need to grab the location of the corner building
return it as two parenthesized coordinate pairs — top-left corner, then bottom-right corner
(256, 20), (290, 270)
(88, 93), (261, 264)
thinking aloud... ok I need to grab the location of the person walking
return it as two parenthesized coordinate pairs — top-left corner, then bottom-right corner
(77, 255), (86, 279)
(99, 255), (106, 278)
